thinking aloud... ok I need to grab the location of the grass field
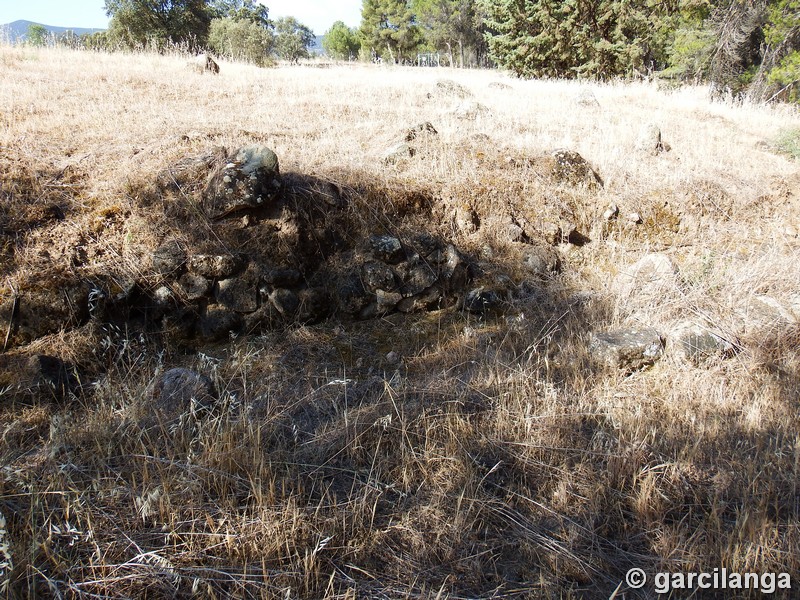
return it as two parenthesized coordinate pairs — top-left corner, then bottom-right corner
(1, 45), (799, 598)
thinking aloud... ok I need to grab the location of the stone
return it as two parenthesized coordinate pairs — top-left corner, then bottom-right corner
(203, 146), (281, 220)
(522, 245), (561, 277)
(635, 123), (669, 155)
(435, 79), (473, 98)
(551, 149), (603, 189)
(574, 88), (600, 107)
(589, 328), (665, 370)
(464, 287), (502, 314)
(383, 142), (415, 164)
(625, 212), (643, 225)
(152, 239), (186, 276)
(455, 206), (480, 234)
(603, 204), (619, 221)
(670, 322), (736, 364)
(216, 265), (259, 313)
(197, 305), (242, 342)
(177, 273), (210, 301)
(362, 261), (397, 292)
(0, 354), (75, 402)
(338, 273), (370, 315)
(152, 367), (216, 420)
(263, 267), (301, 287)
(376, 289), (403, 313)
(269, 288), (299, 317)
(189, 53), (219, 74)
(401, 264), (438, 297)
(614, 253), (679, 310)
(369, 235), (405, 264)
(296, 288), (330, 323)
(405, 122), (438, 142)
(489, 81), (512, 90)
(188, 254), (244, 278)
(453, 101), (490, 121)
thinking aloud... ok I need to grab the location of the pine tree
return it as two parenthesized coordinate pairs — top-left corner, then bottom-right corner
(360, 0), (423, 63)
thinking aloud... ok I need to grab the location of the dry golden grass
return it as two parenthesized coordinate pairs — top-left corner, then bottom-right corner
(1, 44), (799, 598)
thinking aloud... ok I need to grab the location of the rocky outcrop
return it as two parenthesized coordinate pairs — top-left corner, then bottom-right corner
(590, 328), (665, 370)
(550, 150), (603, 189)
(203, 146), (281, 219)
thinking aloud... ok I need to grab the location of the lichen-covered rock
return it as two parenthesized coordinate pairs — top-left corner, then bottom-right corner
(614, 253), (679, 313)
(670, 322), (736, 364)
(401, 264), (438, 297)
(152, 239), (186, 277)
(177, 273), (211, 301)
(369, 235), (405, 264)
(188, 254), (245, 278)
(362, 261), (397, 292)
(197, 305), (242, 342)
(152, 367), (216, 420)
(522, 245), (561, 278)
(405, 122), (438, 142)
(203, 146), (281, 220)
(383, 142), (415, 165)
(590, 328), (664, 370)
(464, 287), (502, 314)
(551, 149), (603, 189)
(269, 288), (299, 317)
(435, 79), (472, 98)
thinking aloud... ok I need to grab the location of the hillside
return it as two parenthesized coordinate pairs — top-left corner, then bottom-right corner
(0, 20), (104, 43)
(0, 44), (799, 598)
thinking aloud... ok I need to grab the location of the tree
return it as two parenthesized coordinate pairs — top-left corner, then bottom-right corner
(210, 0), (270, 27)
(360, 0), (423, 63)
(480, 0), (676, 79)
(274, 17), (315, 63)
(323, 21), (361, 60)
(208, 17), (275, 65)
(26, 24), (49, 47)
(104, 0), (213, 50)
(411, 0), (485, 66)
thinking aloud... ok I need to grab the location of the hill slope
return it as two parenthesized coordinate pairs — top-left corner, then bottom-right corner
(1, 19), (104, 42)
(0, 45), (799, 598)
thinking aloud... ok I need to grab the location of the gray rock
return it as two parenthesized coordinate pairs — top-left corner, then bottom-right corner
(297, 288), (329, 323)
(435, 79), (473, 98)
(362, 261), (397, 292)
(635, 123), (669, 155)
(574, 88), (600, 107)
(152, 367), (216, 419)
(455, 206), (480, 234)
(383, 142), (415, 164)
(522, 245), (561, 277)
(590, 328), (665, 369)
(614, 253), (679, 310)
(464, 287), (502, 314)
(453, 101), (490, 121)
(551, 149), (603, 189)
(152, 239), (186, 276)
(337, 272), (370, 315)
(670, 322), (736, 364)
(177, 273), (210, 301)
(188, 254), (244, 278)
(269, 288), (299, 317)
(369, 235), (405, 264)
(376, 289), (403, 313)
(216, 266), (259, 313)
(203, 146), (281, 220)
(401, 264), (438, 297)
(489, 81), (512, 90)
(405, 122), (438, 142)
(603, 204), (619, 221)
(0, 354), (75, 402)
(198, 305), (242, 341)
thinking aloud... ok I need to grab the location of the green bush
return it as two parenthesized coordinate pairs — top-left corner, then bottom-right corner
(208, 17), (275, 66)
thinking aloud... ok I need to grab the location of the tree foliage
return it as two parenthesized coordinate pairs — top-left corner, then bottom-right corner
(25, 24), (49, 47)
(275, 17), (315, 63)
(480, 0), (677, 79)
(104, 0), (213, 50)
(411, 0), (486, 66)
(323, 21), (361, 60)
(208, 17), (275, 65)
(360, 0), (422, 62)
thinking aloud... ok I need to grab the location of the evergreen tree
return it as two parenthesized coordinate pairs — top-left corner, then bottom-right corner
(412, 0), (485, 66)
(323, 21), (362, 60)
(25, 24), (49, 47)
(360, 0), (423, 63)
(480, 0), (676, 78)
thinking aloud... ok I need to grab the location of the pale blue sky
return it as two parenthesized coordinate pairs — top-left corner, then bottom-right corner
(0, 0), (363, 34)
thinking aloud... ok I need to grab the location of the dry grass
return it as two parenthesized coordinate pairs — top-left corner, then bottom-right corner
(1, 44), (799, 598)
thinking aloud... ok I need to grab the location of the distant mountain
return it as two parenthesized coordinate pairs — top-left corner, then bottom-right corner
(0, 20), (104, 43)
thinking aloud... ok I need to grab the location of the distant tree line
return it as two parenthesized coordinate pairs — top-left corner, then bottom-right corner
(27, 0), (800, 103)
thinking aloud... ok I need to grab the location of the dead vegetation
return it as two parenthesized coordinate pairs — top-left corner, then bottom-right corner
(0, 44), (799, 598)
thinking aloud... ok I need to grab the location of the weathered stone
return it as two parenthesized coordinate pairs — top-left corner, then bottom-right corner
(152, 367), (216, 420)
(735, 295), (798, 335)
(435, 79), (473, 98)
(453, 101), (490, 121)
(269, 288), (299, 317)
(152, 239), (186, 276)
(551, 149), (603, 189)
(574, 88), (600, 107)
(464, 287), (502, 314)
(376, 289), (403, 313)
(188, 53), (219, 75)
(401, 264), (438, 297)
(216, 266), (259, 313)
(670, 322), (736, 364)
(614, 253), (679, 310)
(522, 245), (561, 277)
(203, 145), (281, 220)
(362, 261), (397, 292)
(455, 207), (480, 235)
(197, 305), (242, 342)
(590, 328), (664, 370)
(405, 122), (438, 142)
(603, 204), (619, 221)
(369, 235), (405, 264)
(297, 288), (329, 323)
(383, 142), (415, 164)
(188, 254), (244, 278)
(337, 272), (370, 315)
(263, 267), (301, 287)
(0, 354), (75, 402)
(177, 273), (210, 301)
(635, 123), (669, 155)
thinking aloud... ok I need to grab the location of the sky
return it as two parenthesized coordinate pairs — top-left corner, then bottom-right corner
(0, 0), (363, 34)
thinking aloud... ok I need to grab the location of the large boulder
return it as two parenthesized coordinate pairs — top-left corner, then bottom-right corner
(550, 149), (602, 189)
(203, 146), (281, 220)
